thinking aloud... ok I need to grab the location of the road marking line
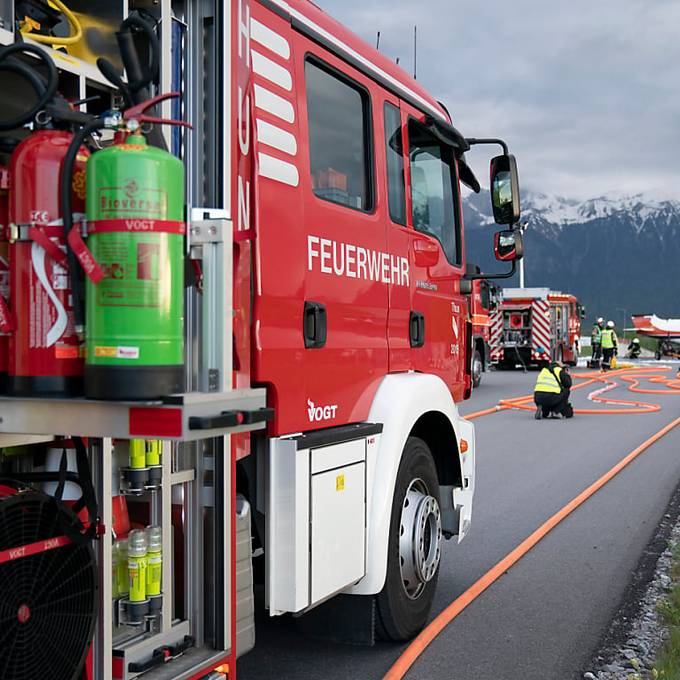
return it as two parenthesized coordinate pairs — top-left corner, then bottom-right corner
(385, 391), (680, 679)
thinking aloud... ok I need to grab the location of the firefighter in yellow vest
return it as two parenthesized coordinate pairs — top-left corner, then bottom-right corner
(590, 317), (604, 367)
(600, 320), (619, 371)
(534, 360), (574, 419)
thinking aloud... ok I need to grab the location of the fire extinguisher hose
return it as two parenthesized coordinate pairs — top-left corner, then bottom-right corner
(96, 14), (167, 151)
(60, 119), (106, 335)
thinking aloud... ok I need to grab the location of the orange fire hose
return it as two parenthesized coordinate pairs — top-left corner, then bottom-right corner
(384, 367), (680, 680)
(466, 367), (680, 420)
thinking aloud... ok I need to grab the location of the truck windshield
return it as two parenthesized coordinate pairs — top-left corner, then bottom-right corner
(408, 119), (461, 265)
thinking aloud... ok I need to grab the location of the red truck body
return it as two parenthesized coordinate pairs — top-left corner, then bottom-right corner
(0, 1), (524, 676)
(239, 0), (471, 435)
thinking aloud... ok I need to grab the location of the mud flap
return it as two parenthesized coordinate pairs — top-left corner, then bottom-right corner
(440, 484), (459, 539)
(295, 594), (376, 646)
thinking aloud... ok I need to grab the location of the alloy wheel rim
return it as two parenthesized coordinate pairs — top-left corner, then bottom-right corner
(398, 477), (442, 600)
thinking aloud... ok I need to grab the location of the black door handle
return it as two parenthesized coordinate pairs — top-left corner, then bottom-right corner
(304, 301), (327, 349)
(410, 311), (425, 348)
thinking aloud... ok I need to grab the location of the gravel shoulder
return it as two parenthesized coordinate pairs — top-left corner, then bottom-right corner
(583, 478), (680, 679)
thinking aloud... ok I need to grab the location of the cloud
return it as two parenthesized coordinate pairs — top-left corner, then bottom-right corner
(315, 0), (680, 199)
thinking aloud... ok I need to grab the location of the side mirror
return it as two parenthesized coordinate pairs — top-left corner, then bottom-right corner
(490, 154), (520, 225)
(460, 278), (473, 295)
(579, 306), (587, 319)
(494, 229), (524, 262)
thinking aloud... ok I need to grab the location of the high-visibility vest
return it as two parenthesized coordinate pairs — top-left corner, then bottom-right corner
(591, 325), (601, 343)
(535, 367), (563, 394)
(601, 329), (617, 349)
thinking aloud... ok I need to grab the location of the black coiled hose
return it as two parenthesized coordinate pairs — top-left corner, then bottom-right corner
(0, 43), (58, 131)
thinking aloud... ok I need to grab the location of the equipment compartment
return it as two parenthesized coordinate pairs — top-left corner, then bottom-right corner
(267, 430), (372, 616)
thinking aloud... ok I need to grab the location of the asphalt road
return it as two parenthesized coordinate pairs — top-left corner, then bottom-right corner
(238, 364), (680, 680)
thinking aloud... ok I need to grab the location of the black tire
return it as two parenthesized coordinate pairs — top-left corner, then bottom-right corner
(568, 342), (579, 367)
(376, 437), (441, 641)
(472, 350), (483, 388)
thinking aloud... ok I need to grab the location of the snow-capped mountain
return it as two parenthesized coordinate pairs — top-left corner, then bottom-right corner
(464, 190), (680, 323)
(466, 190), (680, 230)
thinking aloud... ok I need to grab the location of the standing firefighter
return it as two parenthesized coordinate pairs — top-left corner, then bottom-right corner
(600, 320), (619, 370)
(534, 360), (574, 419)
(590, 317), (604, 367)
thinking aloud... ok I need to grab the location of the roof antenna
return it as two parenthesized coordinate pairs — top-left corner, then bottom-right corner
(396, 56), (400, 65)
(413, 25), (417, 79)
(376, 31), (381, 50)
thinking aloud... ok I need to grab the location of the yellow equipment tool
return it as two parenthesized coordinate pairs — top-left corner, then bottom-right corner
(19, 0), (83, 46)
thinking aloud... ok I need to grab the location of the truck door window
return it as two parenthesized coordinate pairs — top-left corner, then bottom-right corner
(384, 102), (406, 225)
(305, 59), (373, 211)
(408, 119), (461, 265)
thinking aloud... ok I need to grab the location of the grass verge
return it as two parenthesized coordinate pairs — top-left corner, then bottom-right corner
(647, 544), (680, 679)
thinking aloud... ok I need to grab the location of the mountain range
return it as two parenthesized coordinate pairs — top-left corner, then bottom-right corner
(463, 190), (680, 327)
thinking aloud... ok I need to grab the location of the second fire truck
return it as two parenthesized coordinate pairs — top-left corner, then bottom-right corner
(490, 287), (585, 368)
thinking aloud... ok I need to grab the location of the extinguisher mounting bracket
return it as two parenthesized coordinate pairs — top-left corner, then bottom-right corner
(189, 218), (231, 245)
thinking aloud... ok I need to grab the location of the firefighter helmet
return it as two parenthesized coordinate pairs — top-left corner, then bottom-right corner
(607, 320), (615, 328)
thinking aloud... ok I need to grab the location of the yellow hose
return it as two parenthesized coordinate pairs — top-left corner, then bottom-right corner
(20, 0), (83, 46)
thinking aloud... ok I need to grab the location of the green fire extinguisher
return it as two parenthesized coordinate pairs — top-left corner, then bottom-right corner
(82, 94), (191, 400)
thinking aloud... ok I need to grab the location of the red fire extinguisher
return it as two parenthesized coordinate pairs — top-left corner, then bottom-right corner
(8, 131), (88, 396)
(0, 165), (10, 391)
(0, 43), (90, 396)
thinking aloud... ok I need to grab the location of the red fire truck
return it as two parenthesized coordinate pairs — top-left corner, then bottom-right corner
(490, 287), (585, 368)
(0, 1), (524, 678)
(469, 275), (499, 388)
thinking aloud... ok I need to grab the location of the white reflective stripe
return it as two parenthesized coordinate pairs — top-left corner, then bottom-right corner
(264, 0), (445, 120)
(252, 49), (293, 91)
(254, 84), (295, 123)
(31, 241), (67, 347)
(256, 119), (297, 155)
(258, 152), (300, 187)
(251, 17), (290, 59)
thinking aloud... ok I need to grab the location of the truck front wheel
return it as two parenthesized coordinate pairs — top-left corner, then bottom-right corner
(472, 350), (483, 388)
(376, 437), (442, 641)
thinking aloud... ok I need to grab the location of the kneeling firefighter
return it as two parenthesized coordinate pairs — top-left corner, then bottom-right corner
(534, 360), (574, 419)
(627, 337), (641, 359)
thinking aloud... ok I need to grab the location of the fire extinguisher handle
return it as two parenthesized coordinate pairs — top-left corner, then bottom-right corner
(124, 92), (193, 129)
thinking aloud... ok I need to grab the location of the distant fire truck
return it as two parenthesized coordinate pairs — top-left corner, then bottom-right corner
(490, 287), (585, 368)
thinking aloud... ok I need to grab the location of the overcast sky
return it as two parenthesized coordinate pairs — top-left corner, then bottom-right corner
(316, 0), (680, 200)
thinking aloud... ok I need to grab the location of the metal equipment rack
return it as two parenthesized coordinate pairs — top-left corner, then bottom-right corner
(0, 2), (254, 678)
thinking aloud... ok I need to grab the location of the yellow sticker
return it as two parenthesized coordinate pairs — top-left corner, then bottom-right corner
(94, 346), (117, 358)
(336, 474), (345, 492)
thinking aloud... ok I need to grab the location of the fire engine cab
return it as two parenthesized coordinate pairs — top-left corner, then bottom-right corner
(0, 1), (524, 678)
(490, 287), (585, 368)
